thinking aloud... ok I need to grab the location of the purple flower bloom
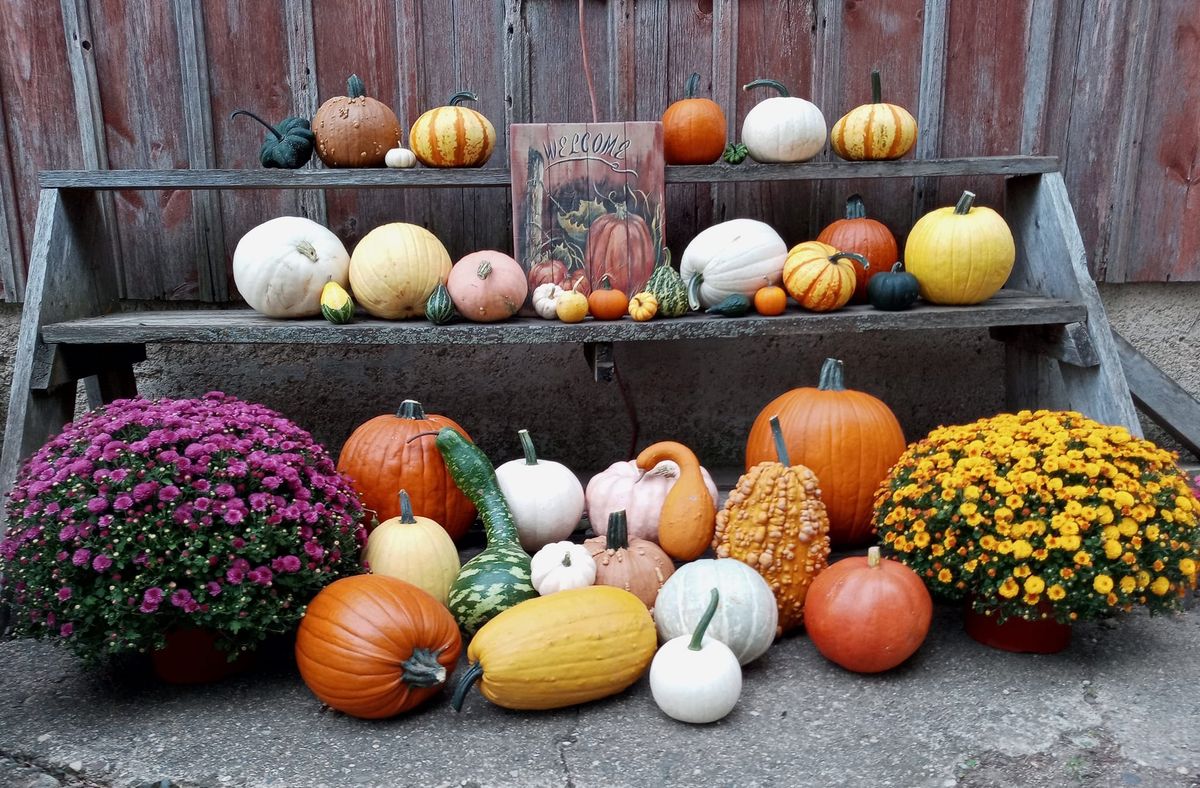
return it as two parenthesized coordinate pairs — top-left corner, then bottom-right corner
(59, 623), (74, 637)
(132, 482), (158, 501)
(303, 541), (324, 560)
(91, 554), (113, 572)
(71, 548), (91, 566)
(170, 589), (194, 608)
(112, 495), (133, 512)
(223, 508), (245, 525)
(57, 587), (72, 601)
(215, 483), (235, 499)
(58, 525), (77, 542)
(206, 581), (222, 596)
(248, 566), (274, 586)
(272, 555), (302, 573)
(158, 485), (181, 502)
(225, 567), (245, 585)
(86, 497), (108, 514)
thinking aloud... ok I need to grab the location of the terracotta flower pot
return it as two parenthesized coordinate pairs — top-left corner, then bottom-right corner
(151, 628), (254, 684)
(963, 603), (1072, 654)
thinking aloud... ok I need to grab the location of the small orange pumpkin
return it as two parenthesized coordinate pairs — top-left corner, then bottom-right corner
(661, 72), (727, 165)
(753, 285), (788, 316)
(782, 241), (867, 312)
(588, 275), (630, 321)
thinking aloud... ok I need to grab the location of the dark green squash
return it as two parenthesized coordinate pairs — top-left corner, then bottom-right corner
(425, 281), (455, 325)
(723, 142), (748, 164)
(866, 262), (920, 311)
(706, 293), (752, 317)
(230, 110), (315, 169)
(645, 261), (689, 318)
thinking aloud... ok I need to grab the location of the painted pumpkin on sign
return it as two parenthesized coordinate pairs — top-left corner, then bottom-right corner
(585, 205), (656, 296)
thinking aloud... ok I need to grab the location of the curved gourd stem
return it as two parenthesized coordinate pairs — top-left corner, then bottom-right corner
(768, 416), (791, 466)
(688, 588), (720, 651)
(743, 78), (790, 97)
(890, 262), (905, 273)
(518, 429), (539, 465)
(229, 110), (283, 141)
(448, 91), (479, 107)
(684, 72), (701, 99)
(871, 70), (882, 104)
(818, 358), (846, 392)
(598, 274), (613, 290)
(606, 510), (629, 551)
(867, 545), (882, 568)
(401, 647), (447, 687)
(830, 252), (870, 270)
(398, 490), (416, 524)
(686, 274), (704, 311)
(450, 661), (485, 711)
(955, 190), (976, 215)
(845, 194), (867, 220)
(347, 74), (366, 99)
(397, 399), (427, 420)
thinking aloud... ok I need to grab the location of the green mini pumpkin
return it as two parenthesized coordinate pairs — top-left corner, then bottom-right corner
(230, 110), (316, 169)
(706, 293), (752, 317)
(425, 281), (455, 325)
(866, 263), (920, 311)
(723, 142), (749, 165)
(646, 262), (689, 318)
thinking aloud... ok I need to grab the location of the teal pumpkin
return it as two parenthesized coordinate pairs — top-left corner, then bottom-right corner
(425, 282), (455, 325)
(866, 263), (920, 311)
(646, 263), (689, 318)
(230, 110), (316, 169)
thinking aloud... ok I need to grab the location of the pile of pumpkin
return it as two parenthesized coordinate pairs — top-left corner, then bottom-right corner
(293, 359), (933, 724)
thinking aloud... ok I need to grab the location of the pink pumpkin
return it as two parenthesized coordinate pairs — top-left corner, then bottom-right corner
(585, 460), (719, 543)
(446, 250), (528, 322)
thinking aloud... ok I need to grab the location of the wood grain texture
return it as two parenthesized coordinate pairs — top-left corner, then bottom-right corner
(282, 0), (327, 224)
(1111, 329), (1200, 455)
(911, 0), (948, 223)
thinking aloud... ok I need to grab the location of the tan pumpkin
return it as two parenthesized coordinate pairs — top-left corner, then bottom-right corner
(409, 91), (496, 168)
(349, 223), (452, 319)
(446, 250), (528, 322)
(313, 75), (403, 168)
(584, 510), (675, 609)
(713, 416), (831, 632)
(782, 241), (867, 312)
(362, 490), (461, 605)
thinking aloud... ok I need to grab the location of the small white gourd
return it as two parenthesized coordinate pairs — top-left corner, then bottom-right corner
(530, 541), (596, 595)
(385, 147), (418, 168)
(495, 429), (585, 551)
(532, 283), (565, 320)
(232, 216), (350, 318)
(650, 588), (743, 724)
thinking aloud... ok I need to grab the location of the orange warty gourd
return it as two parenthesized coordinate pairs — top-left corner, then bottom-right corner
(295, 574), (462, 719)
(782, 241), (867, 312)
(745, 358), (906, 547)
(661, 72), (727, 165)
(816, 195), (898, 304)
(635, 441), (717, 561)
(336, 399), (476, 541)
(803, 546), (932, 673)
(714, 416), (831, 632)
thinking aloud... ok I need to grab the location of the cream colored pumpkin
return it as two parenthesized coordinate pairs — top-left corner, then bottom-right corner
(361, 490), (460, 605)
(232, 216), (350, 318)
(649, 589), (742, 724)
(530, 541), (597, 595)
(531, 283), (564, 320)
(678, 219), (787, 308)
(385, 147), (418, 169)
(349, 223), (452, 319)
(495, 429), (585, 552)
(741, 79), (827, 163)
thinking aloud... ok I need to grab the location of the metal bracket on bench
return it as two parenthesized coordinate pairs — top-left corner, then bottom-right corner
(583, 342), (615, 383)
(989, 322), (1099, 367)
(30, 342), (147, 391)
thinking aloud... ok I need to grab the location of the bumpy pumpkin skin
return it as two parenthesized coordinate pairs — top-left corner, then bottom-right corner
(713, 462), (831, 632)
(313, 75), (402, 168)
(904, 191), (1015, 305)
(645, 264), (689, 318)
(584, 513), (675, 608)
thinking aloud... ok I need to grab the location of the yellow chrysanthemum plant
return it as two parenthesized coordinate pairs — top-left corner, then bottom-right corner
(872, 410), (1200, 624)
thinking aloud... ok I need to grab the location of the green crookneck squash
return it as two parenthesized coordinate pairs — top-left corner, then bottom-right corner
(432, 427), (537, 636)
(230, 110), (316, 169)
(425, 281), (455, 325)
(645, 262), (689, 318)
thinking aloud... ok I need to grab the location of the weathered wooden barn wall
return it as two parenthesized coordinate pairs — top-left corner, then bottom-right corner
(0, 0), (1196, 302)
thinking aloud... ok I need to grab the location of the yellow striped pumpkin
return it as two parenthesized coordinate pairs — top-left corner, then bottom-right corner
(409, 92), (496, 168)
(782, 241), (867, 312)
(830, 71), (917, 161)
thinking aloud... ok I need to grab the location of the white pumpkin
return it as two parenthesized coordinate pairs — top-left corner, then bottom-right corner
(531, 283), (564, 320)
(741, 79), (827, 163)
(232, 216), (350, 318)
(650, 588), (742, 724)
(678, 219), (787, 309)
(495, 429), (585, 552)
(585, 460), (719, 544)
(530, 541), (596, 595)
(385, 147), (417, 168)
(654, 558), (778, 665)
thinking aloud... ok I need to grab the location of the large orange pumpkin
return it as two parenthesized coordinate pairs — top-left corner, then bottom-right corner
(337, 399), (476, 541)
(745, 358), (906, 547)
(295, 574), (462, 719)
(585, 205), (656, 296)
(661, 72), (727, 165)
(816, 195), (898, 304)
(782, 241), (866, 312)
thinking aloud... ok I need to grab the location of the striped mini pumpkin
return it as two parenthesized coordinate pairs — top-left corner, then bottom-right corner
(782, 241), (866, 312)
(830, 71), (917, 161)
(409, 91), (496, 168)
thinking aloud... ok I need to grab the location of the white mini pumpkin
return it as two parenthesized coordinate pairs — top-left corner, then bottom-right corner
(741, 78), (827, 163)
(530, 541), (596, 595)
(654, 558), (778, 665)
(531, 282), (565, 320)
(385, 147), (417, 168)
(650, 588), (742, 724)
(232, 216), (350, 318)
(679, 219), (787, 309)
(496, 429), (585, 552)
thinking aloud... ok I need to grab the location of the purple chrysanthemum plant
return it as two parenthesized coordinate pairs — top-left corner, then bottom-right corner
(1, 392), (366, 663)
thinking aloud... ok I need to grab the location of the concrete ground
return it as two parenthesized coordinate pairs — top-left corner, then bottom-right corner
(1, 598), (1197, 788)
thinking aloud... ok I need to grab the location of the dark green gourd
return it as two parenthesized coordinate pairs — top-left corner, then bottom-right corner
(230, 110), (316, 169)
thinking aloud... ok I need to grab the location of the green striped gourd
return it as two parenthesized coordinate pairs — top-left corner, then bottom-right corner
(436, 427), (537, 636)
(645, 263), (689, 318)
(426, 281), (455, 325)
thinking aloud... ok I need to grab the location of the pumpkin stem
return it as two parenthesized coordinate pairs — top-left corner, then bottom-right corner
(396, 399), (427, 420)
(867, 546), (882, 568)
(518, 429), (539, 465)
(768, 416), (791, 466)
(400, 646), (447, 688)
(871, 70), (882, 104)
(448, 91), (479, 107)
(954, 190), (976, 215)
(598, 273), (613, 290)
(743, 78), (790, 97)
(684, 72), (701, 99)
(688, 588), (720, 651)
(561, 551), (573, 567)
(477, 260), (493, 279)
(450, 661), (484, 711)
(398, 490), (416, 524)
(606, 510), (629, 551)
(686, 273), (703, 311)
(347, 74), (366, 99)
(818, 357), (846, 392)
(845, 194), (867, 220)
(830, 252), (870, 270)
(229, 110), (283, 141)
(890, 261), (905, 273)
(296, 240), (318, 262)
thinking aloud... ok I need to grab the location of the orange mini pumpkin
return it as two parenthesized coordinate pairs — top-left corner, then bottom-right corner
(662, 72), (727, 165)
(313, 75), (402, 168)
(588, 275), (630, 321)
(753, 285), (788, 316)
(782, 241), (867, 312)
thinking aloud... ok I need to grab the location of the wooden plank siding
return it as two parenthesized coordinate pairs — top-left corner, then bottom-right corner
(0, 0), (1197, 302)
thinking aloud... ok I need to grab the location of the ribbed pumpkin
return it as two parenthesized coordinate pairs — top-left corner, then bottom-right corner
(409, 91), (496, 168)
(830, 71), (918, 161)
(451, 586), (656, 711)
(661, 72), (727, 165)
(714, 417), (831, 632)
(585, 205), (656, 296)
(645, 262), (689, 318)
(312, 75), (403, 168)
(904, 190), (1016, 305)
(745, 358), (906, 547)
(741, 79), (827, 163)
(679, 219), (788, 309)
(782, 241), (867, 312)
(584, 510), (675, 608)
(294, 575), (461, 719)
(337, 399), (476, 541)
(349, 223), (452, 319)
(362, 490), (461, 605)
(816, 195), (898, 303)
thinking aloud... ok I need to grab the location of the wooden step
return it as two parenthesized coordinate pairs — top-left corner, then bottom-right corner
(1111, 330), (1200, 457)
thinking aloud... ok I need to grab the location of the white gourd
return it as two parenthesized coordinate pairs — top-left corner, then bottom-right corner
(653, 558), (778, 665)
(385, 147), (417, 168)
(530, 541), (596, 595)
(495, 430), (585, 552)
(741, 79), (827, 163)
(678, 219), (787, 309)
(532, 283), (565, 320)
(650, 589), (743, 724)
(232, 216), (350, 318)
